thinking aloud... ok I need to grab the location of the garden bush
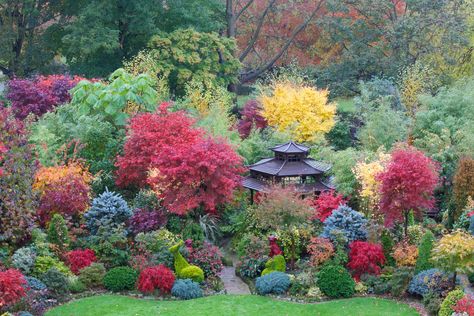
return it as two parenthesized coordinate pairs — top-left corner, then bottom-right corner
(33, 256), (71, 276)
(11, 247), (36, 274)
(171, 279), (203, 300)
(25, 276), (47, 291)
(392, 241), (418, 267)
(311, 190), (347, 222)
(187, 242), (223, 278)
(261, 254), (286, 276)
(137, 265), (175, 294)
(128, 208), (167, 235)
(380, 230), (395, 266)
(87, 226), (130, 268)
(321, 205), (368, 243)
(66, 249), (97, 274)
(453, 295), (474, 315)
(317, 264), (355, 298)
(362, 275), (391, 295)
(47, 213), (70, 250)
(422, 291), (443, 315)
(40, 268), (70, 297)
(408, 268), (452, 297)
(347, 241), (385, 280)
(84, 190), (132, 234)
(256, 272), (291, 295)
(439, 289), (465, 316)
(389, 267), (414, 297)
(68, 276), (87, 293)
(235, 233), (270, 259)
(307, 237), (334, 267)
(78, 263), (106, 288)
(135, 229), (180, 253)
(182, 222), (205, 246)
(289, 279), (309, 297)
(415, 231), (435, 273)
(236, 257), (267, 279)
(103, 266), (138, 292)
(0, 269), (27, 307)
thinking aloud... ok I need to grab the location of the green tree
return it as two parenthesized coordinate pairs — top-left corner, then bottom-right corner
(61, 0), (224, 77)
(47, 214), (70, 251)
(0, 0), (80, 76)
(126, 29), (241, 96)
(415, 230), (435, 273)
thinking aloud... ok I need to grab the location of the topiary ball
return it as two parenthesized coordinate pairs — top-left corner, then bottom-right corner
(255, 271), (291, 295)
(171, 279), (203, 300)
(317, 264), (355, 298)
(103, 266), (138, 292)
(179, 265), (204, 283)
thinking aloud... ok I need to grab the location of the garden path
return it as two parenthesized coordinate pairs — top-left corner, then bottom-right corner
(220, 266), (251, 294)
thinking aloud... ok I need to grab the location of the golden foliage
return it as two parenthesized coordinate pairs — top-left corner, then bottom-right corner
(392, 241), (419, 267)
(260, 81), (336, 143)
(431, 230), (474, 274)
(34, 161), (93, 195)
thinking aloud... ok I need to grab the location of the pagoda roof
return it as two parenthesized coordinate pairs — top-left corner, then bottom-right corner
(271, 141), (309, 154)
(249, 157), (331, 176)
(242, 176), (335, 193)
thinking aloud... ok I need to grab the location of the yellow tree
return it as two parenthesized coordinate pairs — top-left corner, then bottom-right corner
(260, 81), (336, 143)
(353, 151), (390, 217)
(431, 230), (474, 288)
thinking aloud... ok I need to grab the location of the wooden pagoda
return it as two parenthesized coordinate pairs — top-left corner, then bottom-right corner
(242, 141), (334, 203)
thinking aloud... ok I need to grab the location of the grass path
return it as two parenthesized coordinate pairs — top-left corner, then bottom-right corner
(46, 294), (419, 316)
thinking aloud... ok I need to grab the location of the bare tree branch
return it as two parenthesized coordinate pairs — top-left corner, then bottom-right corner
(236, 0), (255, 21)
(239, 0), (276, 62)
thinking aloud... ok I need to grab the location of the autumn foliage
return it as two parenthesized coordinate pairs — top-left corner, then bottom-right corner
(392, 241), (418, 267)
(66, 249), (97, 274)
(377, 147), (438, 230)
(117, 103), (244, 215)
(260, 82), (336, 142)
(307, 237), (334, 267)
(137, 265), (175, 294)
(0, 269), (27, 308)
(311, 190), (347, 222)
(347, 241), (385, 281)
(34, 160), (93, 224)
(237, 99), (267, 138)
(7, 75), (85, 120)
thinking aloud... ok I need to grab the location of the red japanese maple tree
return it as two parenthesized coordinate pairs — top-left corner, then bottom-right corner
(237, 99), (267, 138)
(137, 265), (175, 294)
(66, 249), (97, 274)
(347, 241), (385, 281)
(0, 269), (27, 308)
(117, 103), (244, 215)
(311, 190), (347, 222)
(377, 147), (438, 235)
(115, 102), (204, 188)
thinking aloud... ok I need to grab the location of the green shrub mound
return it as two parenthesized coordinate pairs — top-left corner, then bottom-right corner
(79, 263), (106, 288)
(169, 241), (204, 283)
(261, 255), (286, 276)
(69, 277), (87, 293)
(34, 255), (71, 276)
(414, 231), (435, 273)
(317, 265), (355, 298)
(103, 266), (138, 292)
(255, 272), (291, 295)
(438, 289), (465, 316)
(41, 268), (70, 297)
(171, 279), (203, 300)
(11, 247), (36, 274)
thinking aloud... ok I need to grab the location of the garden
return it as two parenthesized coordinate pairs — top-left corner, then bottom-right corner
(1, 1), (474, 316)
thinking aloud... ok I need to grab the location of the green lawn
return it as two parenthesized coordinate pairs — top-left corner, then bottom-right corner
(46, 294), (419, 316)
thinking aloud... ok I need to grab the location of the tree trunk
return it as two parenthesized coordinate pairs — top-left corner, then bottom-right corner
(404, 210), (409, 237)
(452, 271), (457, 289)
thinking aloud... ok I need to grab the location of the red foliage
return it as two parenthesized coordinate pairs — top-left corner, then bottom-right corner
(0, 269), (28, 307)
(237, 99), (267, 138)
(453, 295), (474, 315)
(268, 236), (283, 257)
(137, 265), (175, 294)
(6, 75), (85, 120)
(115, 103), (203, 188)
(117, 104), (244, 215)
(66, 249), (97, 274)
(188, 242), (224, 277)
(377, 147), (439, 227)
(311, 190), (347, 222)
(347, 241), (385, 281)
(307, 237), (334, 267)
